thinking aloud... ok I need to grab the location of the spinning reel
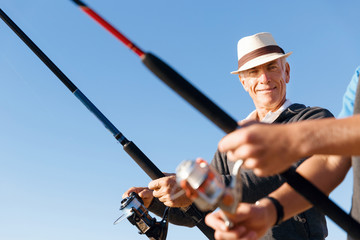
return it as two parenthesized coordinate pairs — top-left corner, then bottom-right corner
(114, 192), (169, 240)
(176, 158), (243, 227)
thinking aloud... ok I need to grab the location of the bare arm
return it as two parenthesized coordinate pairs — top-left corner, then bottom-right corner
(270, 154), (351, 220)
(219, 115), (360, 176)
(292, 115), (360, 157)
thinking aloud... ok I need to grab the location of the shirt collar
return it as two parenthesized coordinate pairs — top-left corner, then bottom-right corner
(245, 99), (292, 123)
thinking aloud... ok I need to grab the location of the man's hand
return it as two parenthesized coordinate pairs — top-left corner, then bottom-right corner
(219, 122), (301, 176)
(148, 174), (193, 208)
(122, 187), (154, 208)
(205, 199), (276, 240)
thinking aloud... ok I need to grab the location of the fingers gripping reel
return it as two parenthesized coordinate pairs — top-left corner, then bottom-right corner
(114, 192), (169, 240)
(176, 159), (243, 226)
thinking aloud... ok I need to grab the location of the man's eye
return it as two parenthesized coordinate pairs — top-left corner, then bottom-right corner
(269, 65), (278, 71)
(249, 70), (258, 76)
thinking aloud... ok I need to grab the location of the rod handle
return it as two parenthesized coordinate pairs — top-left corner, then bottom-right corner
(123, 141), (165, 180)
(142, 52), (238, 134)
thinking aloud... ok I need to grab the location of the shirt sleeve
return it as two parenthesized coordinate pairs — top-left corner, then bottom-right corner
(338, 66), (360, 118)
(147, 198), (198, 227)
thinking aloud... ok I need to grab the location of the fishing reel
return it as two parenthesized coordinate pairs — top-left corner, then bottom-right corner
(176, 158), (243, 227)
(114, 192), (169, 240)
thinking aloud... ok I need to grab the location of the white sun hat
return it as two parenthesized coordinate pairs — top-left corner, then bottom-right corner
(230, 32), (292, 74)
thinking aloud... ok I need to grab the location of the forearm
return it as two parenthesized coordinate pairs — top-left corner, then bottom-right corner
(269, 155), (351, 220)
(293, 115), (360, 157)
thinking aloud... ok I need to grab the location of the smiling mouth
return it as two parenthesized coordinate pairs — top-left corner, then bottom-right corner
(257, 86), (276, 92)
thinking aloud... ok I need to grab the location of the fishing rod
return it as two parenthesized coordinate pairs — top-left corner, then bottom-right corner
(71, 0), (238, 134)
(70, 1), (360, 238)
(0, 9), (214, 240)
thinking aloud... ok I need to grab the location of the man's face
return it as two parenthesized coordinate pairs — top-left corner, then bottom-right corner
(239, 58), (290, 111)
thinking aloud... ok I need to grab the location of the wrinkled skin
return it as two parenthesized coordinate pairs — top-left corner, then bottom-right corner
(123, 173), (193, 208)
(239, 58), (290, 120)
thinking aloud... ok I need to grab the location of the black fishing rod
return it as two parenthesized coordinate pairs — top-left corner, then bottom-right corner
(70, 1), (360, 238)
(0, 9), (214, 240)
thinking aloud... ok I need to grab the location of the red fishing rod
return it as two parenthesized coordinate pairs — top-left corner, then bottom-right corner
(0, 9), (214, 240)
(71, 0), (238, 134)
(70, 1), (360, 238)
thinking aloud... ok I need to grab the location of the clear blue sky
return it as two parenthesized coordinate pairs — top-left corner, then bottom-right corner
(1, 1), (359, 239)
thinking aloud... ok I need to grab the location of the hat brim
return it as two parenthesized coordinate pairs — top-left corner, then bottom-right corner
(230, 52), (292, 74)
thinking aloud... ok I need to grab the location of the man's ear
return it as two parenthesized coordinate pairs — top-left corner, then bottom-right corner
(239, 75), (248, 91)
(285, 62), (290, 83)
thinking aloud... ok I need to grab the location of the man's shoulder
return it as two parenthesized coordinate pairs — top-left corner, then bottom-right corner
(275, 103), (334, 123)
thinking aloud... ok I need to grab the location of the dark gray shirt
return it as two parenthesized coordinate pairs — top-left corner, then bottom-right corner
(212, 104), (333, 240)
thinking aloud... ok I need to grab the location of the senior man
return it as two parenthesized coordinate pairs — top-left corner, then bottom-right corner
(123, 32), (333, 239)
(205, 66), (360, 240)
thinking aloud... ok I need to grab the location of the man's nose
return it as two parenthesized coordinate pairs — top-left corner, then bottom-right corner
(258, 71), (270, 83)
